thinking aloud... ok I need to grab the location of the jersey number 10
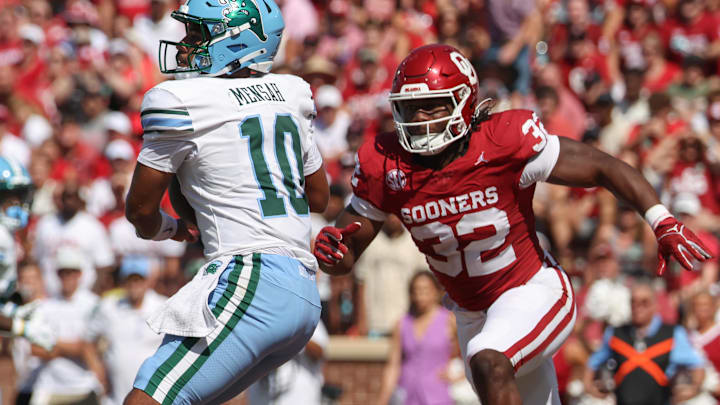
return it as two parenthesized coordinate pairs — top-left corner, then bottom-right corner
(240, 115), (309, 217)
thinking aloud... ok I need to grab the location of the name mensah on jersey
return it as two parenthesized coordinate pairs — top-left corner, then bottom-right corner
(229, 83), (286, 106)
(400, 186), (499, 224)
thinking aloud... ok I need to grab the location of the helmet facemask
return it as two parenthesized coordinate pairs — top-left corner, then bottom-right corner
(390, 83), (473, 155)
(0, 187), (32, 232)
(159, 12), (214, 74)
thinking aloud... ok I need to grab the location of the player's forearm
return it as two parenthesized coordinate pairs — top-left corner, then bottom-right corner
(126, 208), (163, 240)
(594, 157), (661, 215)
(0, 315), (12, 332)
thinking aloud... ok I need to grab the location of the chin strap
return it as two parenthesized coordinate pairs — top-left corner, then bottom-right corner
(208, 48), (269, 77)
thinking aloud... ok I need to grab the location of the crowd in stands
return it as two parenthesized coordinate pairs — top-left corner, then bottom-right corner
(3, 0), (720, 403)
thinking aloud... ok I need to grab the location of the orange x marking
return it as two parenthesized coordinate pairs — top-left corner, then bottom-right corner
(609, 336), (673, 386)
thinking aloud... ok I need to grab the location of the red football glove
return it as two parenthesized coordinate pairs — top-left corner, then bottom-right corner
(314, 222), (362, 265)
(654, 217), (712, 276)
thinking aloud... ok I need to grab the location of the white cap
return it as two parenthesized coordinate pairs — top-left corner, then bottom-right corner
(103, 111), (131, 135)
(672, 193), (701, 216)
(22, 114), (53, 147)
(108, 38), (130, 56)
(105, 139), (134, 161)
(315, 85), (343, 109)
(18, 24), (45, 45)
(55, 246), (86, 271)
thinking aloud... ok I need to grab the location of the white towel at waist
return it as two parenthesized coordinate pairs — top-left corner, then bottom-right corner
(146, 255), (235, 337)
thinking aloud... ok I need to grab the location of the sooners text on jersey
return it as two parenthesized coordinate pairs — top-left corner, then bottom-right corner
(353, 110), (551, 310)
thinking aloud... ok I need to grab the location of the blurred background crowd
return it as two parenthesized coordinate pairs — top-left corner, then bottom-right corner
(2, 0), (720, 403)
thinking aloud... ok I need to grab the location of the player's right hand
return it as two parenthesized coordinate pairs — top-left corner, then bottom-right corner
(654, 217), (712, 276)
(314, 222), (362, 265)
(172, 219), (199, 243)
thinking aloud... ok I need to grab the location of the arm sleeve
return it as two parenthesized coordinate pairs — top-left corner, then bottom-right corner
(587, 327), (615, 370)
(350, 195), (389, 222)
(519, 134), (560, 189)
(668, 326), (705, 376)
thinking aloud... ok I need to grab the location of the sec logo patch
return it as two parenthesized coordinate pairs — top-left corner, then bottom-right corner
(385, 168), (407, 191)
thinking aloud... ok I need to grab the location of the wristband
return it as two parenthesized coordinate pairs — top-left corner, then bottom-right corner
(152, 211), (178, 241)
(644, 204), (673, 230)
(11, 317), (24, 336)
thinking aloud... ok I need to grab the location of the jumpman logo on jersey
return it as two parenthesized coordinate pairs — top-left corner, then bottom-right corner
(474, 151), (489, 166)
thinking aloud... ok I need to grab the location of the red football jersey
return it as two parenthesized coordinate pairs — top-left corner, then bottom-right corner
(352, 110), (553, 310)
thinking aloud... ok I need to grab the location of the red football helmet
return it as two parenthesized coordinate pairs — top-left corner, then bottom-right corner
(389, 44), (482, 155)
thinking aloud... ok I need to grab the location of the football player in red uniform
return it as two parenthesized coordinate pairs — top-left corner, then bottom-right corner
(313, 44), (712, 405)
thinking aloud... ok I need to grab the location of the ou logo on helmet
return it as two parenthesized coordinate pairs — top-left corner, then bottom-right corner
(450, 51), (478, 85)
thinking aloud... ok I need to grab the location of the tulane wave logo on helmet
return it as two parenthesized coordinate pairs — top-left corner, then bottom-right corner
(221, 0), (267, 41)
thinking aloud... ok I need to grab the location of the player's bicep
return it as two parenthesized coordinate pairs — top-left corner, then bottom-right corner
(304, 164), (329, 213)
(546, 136), (613, 188)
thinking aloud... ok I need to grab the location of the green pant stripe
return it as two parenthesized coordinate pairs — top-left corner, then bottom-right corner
(144, 256), (243, 396)
(162, 253), (262, 405)
(212, 256), (244, 318)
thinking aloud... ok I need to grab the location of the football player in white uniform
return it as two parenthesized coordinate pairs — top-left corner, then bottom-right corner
(124, 0), (329, 403)
(0, 157), (54, 351)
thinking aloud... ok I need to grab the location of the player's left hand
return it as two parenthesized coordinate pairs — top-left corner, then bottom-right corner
(172, 219), (199, 243)
(654, 217), (712, 276)
(12, 304), (56, 351)
(314, 222), (362, 265)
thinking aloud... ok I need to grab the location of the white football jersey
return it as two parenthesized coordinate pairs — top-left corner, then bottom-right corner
(138, 74), (322, 269)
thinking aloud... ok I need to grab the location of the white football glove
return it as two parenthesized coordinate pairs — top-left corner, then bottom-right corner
(11, 302), (55, 351)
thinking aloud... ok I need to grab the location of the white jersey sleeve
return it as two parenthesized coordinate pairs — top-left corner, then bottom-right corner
(138, 88), (197, 173)
(519, 134), (560, 189)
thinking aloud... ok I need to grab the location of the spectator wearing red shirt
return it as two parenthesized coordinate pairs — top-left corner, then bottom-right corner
(614, 0), (659, 70)
(626, 93), (688, 169)
(14, 24), (51, 116)
(548, 0), (603, 63)
(706, 92), (720, 172)
(50, 116), (109, 184)
(25, 0), (70, 47)
(536, 85), (581, 140)
(642, 31), (682, 93)
(667, 135), (720, 214)
(0, 6), (22, 68)
(562, 31), (613, 103)
(662, 0), (720, 63)
(339, 47), (394, 124)
(315, 0), (365, 66)
(534, 63), (588, 140)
